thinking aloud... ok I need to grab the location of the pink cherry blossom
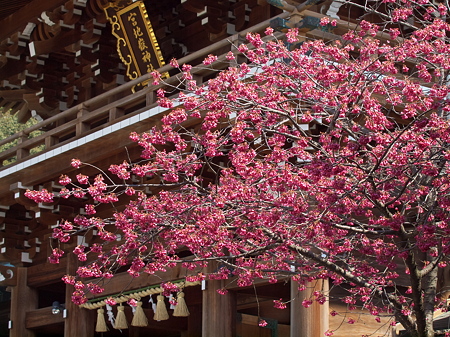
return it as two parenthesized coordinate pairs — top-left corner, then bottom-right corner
(258, 319), (268, 327)
(24, 189), (54, 203)
(105, 297), (117, 306)
(71, 158), (82, 168)
(24, 3), (450, 336)
(202, 54), (218, 65)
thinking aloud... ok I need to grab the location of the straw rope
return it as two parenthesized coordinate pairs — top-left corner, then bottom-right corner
(79, 280), (200, 310)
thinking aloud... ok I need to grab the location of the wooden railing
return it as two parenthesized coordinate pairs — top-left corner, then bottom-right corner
(0, 4), (398, 171)
(0, 12), (290, 169)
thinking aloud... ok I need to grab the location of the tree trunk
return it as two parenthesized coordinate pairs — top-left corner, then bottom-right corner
(411, 258), (438, 337)
(421, 263), (438, 337)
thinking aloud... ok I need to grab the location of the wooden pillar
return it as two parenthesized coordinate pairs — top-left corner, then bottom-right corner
(64, 254), (95, 337)
(10, 267), (38, 337)
(75, 104), (89, 136)
(44, 135), (58, 149)
(202, 269), (236, 337)
(129, 325), (141, 337)
(16, 132), (30, 160)
(146, 91), (156, 106)
(290, 279), (329, 337)
(109, 107), (124, 122)
(186, 304), (202, 337)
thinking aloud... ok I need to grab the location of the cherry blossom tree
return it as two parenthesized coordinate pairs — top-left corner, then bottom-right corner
(26, 1), (450, 336)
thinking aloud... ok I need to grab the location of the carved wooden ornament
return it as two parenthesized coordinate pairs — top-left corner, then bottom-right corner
(0, 264), (16, 286)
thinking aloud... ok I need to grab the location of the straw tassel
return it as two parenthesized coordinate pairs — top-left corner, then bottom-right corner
(114, 304), (128, 329)
(153, 294), (169, 321)
(131, 301), (148, 327)
(95, 308), (108, 332)
(173, 291), (190, 317)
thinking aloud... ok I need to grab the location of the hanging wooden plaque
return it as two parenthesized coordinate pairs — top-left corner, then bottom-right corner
(105, 1), (166, 87)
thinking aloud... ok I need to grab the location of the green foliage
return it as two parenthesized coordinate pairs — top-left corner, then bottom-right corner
(0, 109), (44, 165)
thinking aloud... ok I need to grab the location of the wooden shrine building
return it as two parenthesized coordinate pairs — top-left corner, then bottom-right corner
(0, 1), (396, 336)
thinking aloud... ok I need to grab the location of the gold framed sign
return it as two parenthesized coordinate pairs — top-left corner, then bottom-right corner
(105, 1), (166, 87)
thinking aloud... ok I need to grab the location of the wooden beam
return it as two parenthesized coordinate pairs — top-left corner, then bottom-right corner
(86, 264), (183, 299)
(0, 89), (33, 100)
(25, 307), (65, 329)
(27, 258), (67, 287)
(30, 29), (82, 57)
(226, 276), (289, 291)
(0, 0), (67, 42)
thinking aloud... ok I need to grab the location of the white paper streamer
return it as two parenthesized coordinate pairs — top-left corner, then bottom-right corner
(168, 294), (176, 310)
(149, 295), (157, 313)
(106, 304), (115, 328)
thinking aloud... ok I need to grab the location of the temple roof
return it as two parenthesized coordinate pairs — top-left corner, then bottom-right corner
(0, 0), (34, 21)
(0, 0), (282, 124)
